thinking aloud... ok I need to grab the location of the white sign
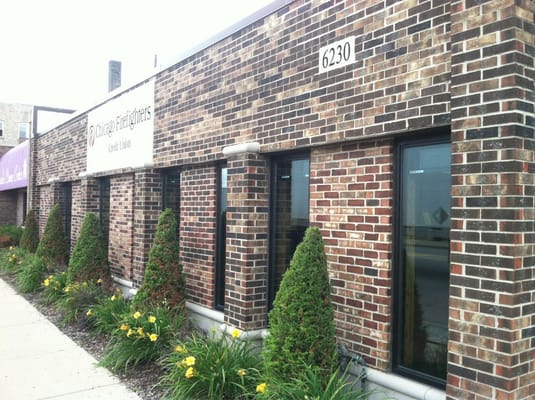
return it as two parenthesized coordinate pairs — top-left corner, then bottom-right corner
(318, 36), (355, 73)
(86, 80), (154, 174)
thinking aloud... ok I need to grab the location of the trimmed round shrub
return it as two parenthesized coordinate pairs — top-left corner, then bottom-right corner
(67, 212), (111, 286)
(35, 204), (69, 270)
(20, 210), (39, 252)
(134, 208), (185, 310)
(263, 226), (338, 383)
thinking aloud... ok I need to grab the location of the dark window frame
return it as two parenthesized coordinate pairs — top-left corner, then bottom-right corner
(268, 152), (310, 309)
(392, 129), (450, 388)
(162, 169), (181, 233)
(215, 163), (227, 311)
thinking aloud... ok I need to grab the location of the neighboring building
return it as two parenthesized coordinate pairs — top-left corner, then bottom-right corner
(0, 102), (33, 147)
(29, 1), (535, 399)
(0, 102), (74, 226)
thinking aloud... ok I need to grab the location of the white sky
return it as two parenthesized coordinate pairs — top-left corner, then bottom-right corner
(1, 0), (275, 110)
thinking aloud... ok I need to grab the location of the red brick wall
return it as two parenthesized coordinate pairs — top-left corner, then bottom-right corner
(311, 140), (393, 370)
(109, 175), (134, 279)
(180, 166), (217, 308)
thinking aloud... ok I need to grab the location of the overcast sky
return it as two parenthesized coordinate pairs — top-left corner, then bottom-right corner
(1, 0), (274, 110)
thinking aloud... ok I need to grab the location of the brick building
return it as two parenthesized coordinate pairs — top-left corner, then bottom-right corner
(29, 1), (535, 399)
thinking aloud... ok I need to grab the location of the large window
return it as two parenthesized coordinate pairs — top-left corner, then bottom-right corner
(18, 123), (29, 139)
(393, 134), (450, 386)
(162, 169), (180, 231)
(269, 154), (310, 307)
(215, 165), (227, 310)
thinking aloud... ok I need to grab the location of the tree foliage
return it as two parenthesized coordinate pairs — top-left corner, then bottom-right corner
(35, 204), (69, 269)
(263, 226), (338, 383)
(134, 208), (185, 310)
(67, 212), (111, 286)
(20, 210), (39, 252)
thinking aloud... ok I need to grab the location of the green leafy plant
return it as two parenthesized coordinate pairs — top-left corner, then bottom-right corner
(56, 280), (106, 324)
(263, 227), (338, 384)
(0, 246), (32, 274)
(35, 204), (69, 270)
(41, 271), (68, 305)
(100, 306), (185, 372)
(16, 255), (47, 293)
(88, 289), (131, 335)
(160, 328), (262, 400)
(260, 365), (370, 400)
(134, 208), (185, 309)
(66, 212), (111, 286)
(20, 210), (39, 252)
(0, 224), (23, 247)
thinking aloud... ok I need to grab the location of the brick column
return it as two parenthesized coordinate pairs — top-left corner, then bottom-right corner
(132, 169), (162, 287)
(79, 177), (99, 214)
(224, 143), (270, 331)
(449, 1), (535, 398)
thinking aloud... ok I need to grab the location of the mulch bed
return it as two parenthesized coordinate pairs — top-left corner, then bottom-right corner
(1, 272), (166, 400)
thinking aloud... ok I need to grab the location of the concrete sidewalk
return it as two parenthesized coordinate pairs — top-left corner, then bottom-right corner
(0, 277), (142, 400)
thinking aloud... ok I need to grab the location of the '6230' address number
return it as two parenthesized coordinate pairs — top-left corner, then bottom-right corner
(318, 36), (355, 73)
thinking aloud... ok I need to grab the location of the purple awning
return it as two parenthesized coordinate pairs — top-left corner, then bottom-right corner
(0, 140), (28, 191)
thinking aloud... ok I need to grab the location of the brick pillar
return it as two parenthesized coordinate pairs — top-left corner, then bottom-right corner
(132, 169), (162, 287)
(449, 1), (535, 398)
(224, 143), (269, 331)
(79, 177), (99, 214)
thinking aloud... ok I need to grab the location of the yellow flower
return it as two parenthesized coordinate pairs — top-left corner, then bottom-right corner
(43, 279), (50, 287)
(127, 329), (134, 337)
(175, 345), (187, 353)
(256, 383), (267, 394)
(230, 328), (241, 339)
(137, 327), (145, 337)
(148, 315), (156, 324)
(181, 356), (195, 367)
(133, 311), (141, 319)
(64, 286), (70, 293)
(97, 278), (103, 284)
(86, 309), (93, 317)
(185, 367), (196, 379)
(120, 324), (129, 331)
(237, 369), (247, 377)
(149, 333), (158, 342)
(110, 295), (116, 301)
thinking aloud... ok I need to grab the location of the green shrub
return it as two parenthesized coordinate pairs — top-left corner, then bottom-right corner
(56, 280), (106, 325)
(16, 255), (47, 293)
(67, 212), (111, 286)
(100, 306), (185, 372)
(41, 272), (68, 305)
(88, 289), (131, 335)
(20, 210), (39, 252)
(263, 227), (337, 384)
(134, 208), (185, 309)
(161, 328), (262, 400)
(35, 204), (69, 270)
(0, 225), (23, 247)
(0, 246), (32, 274)
(260, 365), (370, 400)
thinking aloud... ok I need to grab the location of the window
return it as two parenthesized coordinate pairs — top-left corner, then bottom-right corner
(215, 165), (227, 310)
(99, 177), (111, 247)
(393, 133), (450, 386)
(162, 169), (180, 234)
(18, 123), (29, 139)
(269, 154), (310, 307)
(63, 182), (72, 251)
(0, 120), (4, 137)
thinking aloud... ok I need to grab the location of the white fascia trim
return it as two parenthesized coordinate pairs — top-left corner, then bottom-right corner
(222, 142), (260, 156)
(366, 369), (446, 400)
(186, 302), (225, 324)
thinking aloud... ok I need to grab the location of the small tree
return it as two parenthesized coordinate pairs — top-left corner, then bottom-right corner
(35, 204), (69, 270)
(67, 212), (111, 286)
(20, 210), (39, 252)
(134, 208), (185, 309)
(263, 226), (338, 383)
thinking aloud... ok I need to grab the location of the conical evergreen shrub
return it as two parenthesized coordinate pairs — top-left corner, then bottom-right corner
(35, 204), (69, 270)
(263, 226), (338, 383)
(20, 210), (39, 252)
(67, 212), (111, 286)
(134, 208), (185, 309)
